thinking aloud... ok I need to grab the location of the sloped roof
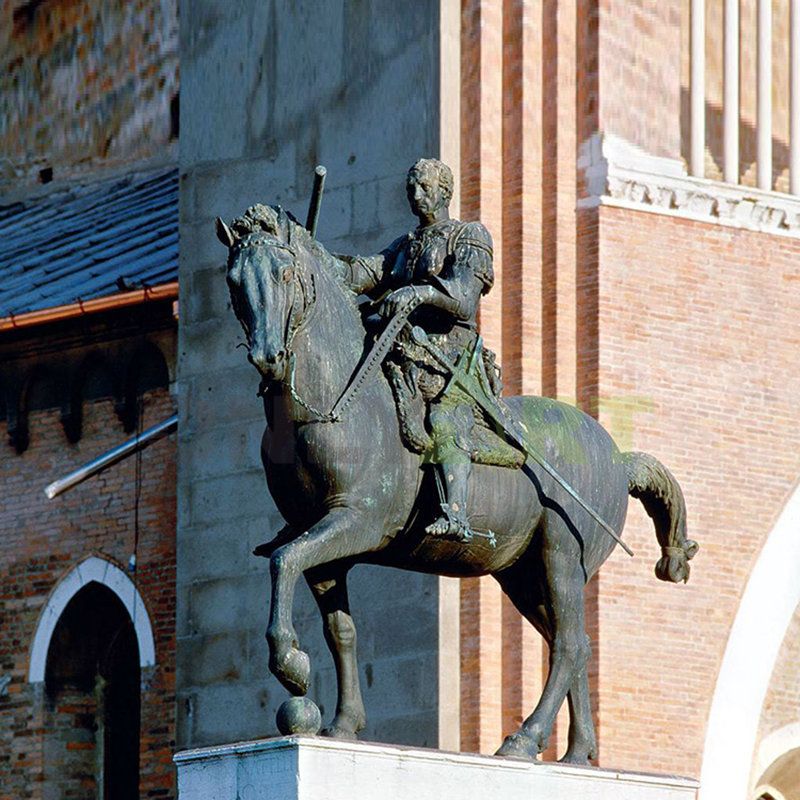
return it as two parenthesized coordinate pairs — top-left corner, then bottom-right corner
(0, 168), (178, 317)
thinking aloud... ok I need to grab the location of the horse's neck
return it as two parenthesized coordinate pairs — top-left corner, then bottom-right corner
(279, 264), (365, 420)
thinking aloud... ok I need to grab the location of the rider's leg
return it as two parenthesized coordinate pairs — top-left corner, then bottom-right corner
(426, 401), (474, 540)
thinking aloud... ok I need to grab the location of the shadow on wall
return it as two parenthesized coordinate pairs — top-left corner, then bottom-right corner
(680, 87), (791, 190)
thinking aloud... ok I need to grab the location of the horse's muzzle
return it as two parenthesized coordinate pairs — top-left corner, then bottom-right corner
(248, 349), (288, 381)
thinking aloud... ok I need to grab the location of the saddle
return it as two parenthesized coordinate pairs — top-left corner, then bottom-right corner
(383, 345), (526, 469)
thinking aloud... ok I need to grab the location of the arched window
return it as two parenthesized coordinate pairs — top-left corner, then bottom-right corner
(44, 583), (140, 799)
(28, 557), (156, 800)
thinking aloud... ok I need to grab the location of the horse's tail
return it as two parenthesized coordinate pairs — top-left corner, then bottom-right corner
(621, 451), (698, 583)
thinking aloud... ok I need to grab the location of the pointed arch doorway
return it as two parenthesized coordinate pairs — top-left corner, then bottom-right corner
(29, 557), (156, 799)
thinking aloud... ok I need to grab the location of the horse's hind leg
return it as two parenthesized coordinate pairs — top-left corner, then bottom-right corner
(495, 573), (597, 764)
(496, 516), (591, 760)
(305, 564), (366, 741)
(561, 656), (597, 764)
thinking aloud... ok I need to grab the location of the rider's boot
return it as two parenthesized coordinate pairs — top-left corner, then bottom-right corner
(426, 460), (475, 542)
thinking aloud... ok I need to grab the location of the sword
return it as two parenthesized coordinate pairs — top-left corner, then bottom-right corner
(408, 326), (634, 557)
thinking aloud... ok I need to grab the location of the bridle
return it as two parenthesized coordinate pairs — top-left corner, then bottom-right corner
(234, 230), (423, 424)
(234, 233), (334, 421)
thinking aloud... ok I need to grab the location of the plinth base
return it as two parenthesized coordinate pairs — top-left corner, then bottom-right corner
(174, 737), (698, 800)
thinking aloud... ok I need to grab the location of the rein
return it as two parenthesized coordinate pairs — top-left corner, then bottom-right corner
(248, 235), (423, 423)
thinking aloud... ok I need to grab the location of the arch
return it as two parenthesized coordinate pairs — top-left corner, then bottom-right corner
(755, 724), (800, 783)
(699, 482), (800, 800)
(753, 787), (788, 800)
(28, 556), (156, 683)
(74, 349), (120, 403)
(61, 349), (122, 442)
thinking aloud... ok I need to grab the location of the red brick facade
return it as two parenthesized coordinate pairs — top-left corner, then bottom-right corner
(0, 387), (177, 800)
(0, 0), (178, 191)
(457, 0), (800, 788)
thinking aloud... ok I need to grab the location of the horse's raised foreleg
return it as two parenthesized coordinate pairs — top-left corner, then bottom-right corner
(305, 564), (366, 740)
(267, 508), (376, 696)
(497, 517), (590, 760)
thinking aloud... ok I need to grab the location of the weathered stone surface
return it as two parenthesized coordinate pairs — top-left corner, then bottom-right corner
(177, 0), (443, 750)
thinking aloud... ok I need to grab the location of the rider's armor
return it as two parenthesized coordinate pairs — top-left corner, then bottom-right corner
(341, 219), (525, 492)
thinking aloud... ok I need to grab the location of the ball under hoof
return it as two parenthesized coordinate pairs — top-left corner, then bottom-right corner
(276, 696), (322, 736)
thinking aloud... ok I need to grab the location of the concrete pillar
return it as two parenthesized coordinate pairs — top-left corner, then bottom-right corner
(724, 0), (740, 184)
(691, 0), (705, 177)
(757, 0), (772, 190)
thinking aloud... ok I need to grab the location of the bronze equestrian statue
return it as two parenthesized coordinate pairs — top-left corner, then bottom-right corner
(215, 158), (698, 765)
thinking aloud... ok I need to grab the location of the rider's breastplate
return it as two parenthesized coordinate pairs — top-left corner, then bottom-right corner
(394, 221), (457, 286)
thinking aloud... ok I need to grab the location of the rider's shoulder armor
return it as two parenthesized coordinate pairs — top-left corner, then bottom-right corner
(448, 220), (494, 292)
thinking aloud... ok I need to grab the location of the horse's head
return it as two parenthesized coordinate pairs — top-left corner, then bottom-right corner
(217, 206), (314, 383)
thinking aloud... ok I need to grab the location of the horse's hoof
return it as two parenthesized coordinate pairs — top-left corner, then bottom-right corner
(495, 732), (539, 760)
(558, 750), (592, 766)
(321, 724), (359, 741)
(272, 647), (311, 696)
(320, 710), (365, 741)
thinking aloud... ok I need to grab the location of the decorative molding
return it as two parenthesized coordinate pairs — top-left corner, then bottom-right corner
(28, 555), (156, 683)
(578, 132), (800, 238)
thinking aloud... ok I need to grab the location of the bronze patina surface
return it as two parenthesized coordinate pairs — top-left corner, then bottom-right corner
(216, 159), (698, 764)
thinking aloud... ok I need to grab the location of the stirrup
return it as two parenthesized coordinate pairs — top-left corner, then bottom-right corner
(428, 504), (496, 547)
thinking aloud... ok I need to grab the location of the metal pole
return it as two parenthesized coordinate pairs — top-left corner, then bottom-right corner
(44, 414), (177, 499)
(305, 165), (327, 238)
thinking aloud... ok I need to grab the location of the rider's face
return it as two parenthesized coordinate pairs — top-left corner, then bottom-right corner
(407, 169), (446, 222)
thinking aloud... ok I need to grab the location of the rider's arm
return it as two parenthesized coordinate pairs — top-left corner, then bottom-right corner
(336, 235), (406, 295)
(420, 221), (494, 321)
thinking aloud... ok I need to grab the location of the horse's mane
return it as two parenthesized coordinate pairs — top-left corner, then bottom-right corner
(231, 204), (361, 316)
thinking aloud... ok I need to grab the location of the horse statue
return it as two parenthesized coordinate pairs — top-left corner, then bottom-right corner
(215, 202), (697, 765)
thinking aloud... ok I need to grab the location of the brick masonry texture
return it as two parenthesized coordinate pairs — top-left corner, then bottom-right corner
(595, 204), (800, 775)
(457, 0), (800, 779)
(0, 388), (177, 799)
(0, 0), (178, 191)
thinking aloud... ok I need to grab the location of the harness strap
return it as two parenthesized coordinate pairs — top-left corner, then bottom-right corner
(328, 290), (424, 421)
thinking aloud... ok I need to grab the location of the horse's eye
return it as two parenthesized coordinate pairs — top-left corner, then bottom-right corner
(281, 267), (293, 283)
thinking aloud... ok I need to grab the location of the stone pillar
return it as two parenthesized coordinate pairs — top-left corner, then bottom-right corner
(177, 0), (449, 751)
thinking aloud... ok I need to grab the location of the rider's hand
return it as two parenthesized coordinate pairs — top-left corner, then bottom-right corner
(378, 286), (429, 318)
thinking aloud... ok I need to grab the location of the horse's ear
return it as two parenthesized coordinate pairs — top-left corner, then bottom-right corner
(216, 217), (236, 248)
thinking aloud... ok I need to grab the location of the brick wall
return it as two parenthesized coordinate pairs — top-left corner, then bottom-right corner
(600, 0), (683, 159)
(456, 0), (800, 778)
(0, 0), (178, 191)
(0, 388), (177, 799)
(594, 205), (800, 774)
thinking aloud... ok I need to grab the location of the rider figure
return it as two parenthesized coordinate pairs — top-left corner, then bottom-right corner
(339, 158), (523, 542)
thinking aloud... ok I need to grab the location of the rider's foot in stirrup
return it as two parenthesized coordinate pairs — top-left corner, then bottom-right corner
(426, 503), (474, 543)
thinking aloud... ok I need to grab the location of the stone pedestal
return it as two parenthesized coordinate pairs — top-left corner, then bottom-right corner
(174, 737), (699, 800)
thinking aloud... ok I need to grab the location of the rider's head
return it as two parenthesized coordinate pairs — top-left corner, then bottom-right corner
(407, 159), (453, 225)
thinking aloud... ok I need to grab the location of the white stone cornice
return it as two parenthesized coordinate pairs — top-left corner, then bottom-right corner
(578, 132), (800, 238)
